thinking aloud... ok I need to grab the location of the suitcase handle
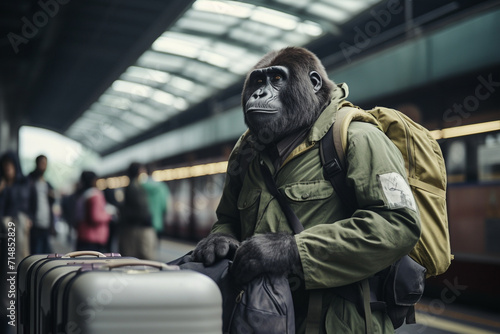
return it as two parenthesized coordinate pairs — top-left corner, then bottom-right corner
(62, 250), (107, 258)
(105, 260), (179, 271)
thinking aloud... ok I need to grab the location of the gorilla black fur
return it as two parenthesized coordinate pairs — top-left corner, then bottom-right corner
(242, 47), (335, 142)
(231, 233), (301, 284)
(193, 233), (240, 266)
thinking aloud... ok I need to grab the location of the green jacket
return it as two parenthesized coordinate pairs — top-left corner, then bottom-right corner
(142, 178), (170, 233)
(211, 84), (421, 333)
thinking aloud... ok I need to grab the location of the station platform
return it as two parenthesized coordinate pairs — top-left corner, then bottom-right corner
(49, 231), (500, 333)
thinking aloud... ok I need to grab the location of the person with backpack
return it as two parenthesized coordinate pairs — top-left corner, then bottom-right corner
(192, 47), (436, 334)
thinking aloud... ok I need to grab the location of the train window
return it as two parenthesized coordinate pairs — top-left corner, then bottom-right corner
(442, 131), (500, 184)
(446, 140), (467, 183)
(478, 133), (500, 182)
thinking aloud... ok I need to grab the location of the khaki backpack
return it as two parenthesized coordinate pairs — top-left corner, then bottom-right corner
(326, 102), (452, 277)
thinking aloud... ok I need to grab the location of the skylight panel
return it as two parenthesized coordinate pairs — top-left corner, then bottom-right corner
(131, 102), (164, 121)
(185, 8), (241, 25)
(176, 17), (229, 35)
(199, 50), (230, 68)
(275, 0), (311, 8)
(307, 3), (351, 23)
(137, 51), (187, 71)
(152, 36), (200, 58)
(112, 80), (152, 98)
(124, 66), (170, 84)
(250, 7), (299, 31)
(101, 124), (126, 142)
(151, 90), (175, 105)
(99, 94), (131, 110)
(193, 0), (254, 18)
(321, 0), (375, 13)
(298, 21), (324, 36)
(169, 76), (196, 91)
(122, 111), (151, 129)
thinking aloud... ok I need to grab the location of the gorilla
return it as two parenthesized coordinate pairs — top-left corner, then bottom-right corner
(242, 47), (335, 143)
(193, 47), (336, 283)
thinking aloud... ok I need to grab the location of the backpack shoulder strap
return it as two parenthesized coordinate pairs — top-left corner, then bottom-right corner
(320, 107), (360, 214)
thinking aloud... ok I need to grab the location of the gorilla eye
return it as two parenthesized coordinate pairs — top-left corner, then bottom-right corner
(273, 75), (282, 81)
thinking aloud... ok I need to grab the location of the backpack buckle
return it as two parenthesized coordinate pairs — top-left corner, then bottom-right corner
(324, 158), (342, 178)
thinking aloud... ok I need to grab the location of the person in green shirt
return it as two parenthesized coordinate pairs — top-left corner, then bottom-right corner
(142, 165), (170, 238)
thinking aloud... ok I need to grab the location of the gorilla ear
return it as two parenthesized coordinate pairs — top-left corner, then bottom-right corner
(309, 71), (322, 93)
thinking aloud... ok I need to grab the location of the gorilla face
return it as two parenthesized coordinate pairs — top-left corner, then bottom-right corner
(242, 47), (334, 143)
(244, 65), (289, 138)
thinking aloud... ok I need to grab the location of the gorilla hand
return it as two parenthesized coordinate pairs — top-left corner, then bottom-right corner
(231, 233), (301, 284)
(192, 233), (240, 266)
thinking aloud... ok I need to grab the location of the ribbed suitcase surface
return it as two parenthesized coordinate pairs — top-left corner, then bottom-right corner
(17, 251), (122, 334)
(58, 261), (223, 334)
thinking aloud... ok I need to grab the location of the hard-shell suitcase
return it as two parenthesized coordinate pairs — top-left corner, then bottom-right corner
(56, 260), (223, 334)
(38, 258), (138, 334)
(17, 251), (121, 334)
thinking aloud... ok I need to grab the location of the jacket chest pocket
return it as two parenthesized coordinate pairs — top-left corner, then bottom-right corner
(237, 189), (261, 239)
(282, 180), (335, 228)
(283, 180), (333, 201)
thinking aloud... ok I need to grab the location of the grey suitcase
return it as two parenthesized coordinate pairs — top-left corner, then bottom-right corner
(56, 260), (223, 334)
(38, 258), (137, 334)
(17, 251), (121, 334)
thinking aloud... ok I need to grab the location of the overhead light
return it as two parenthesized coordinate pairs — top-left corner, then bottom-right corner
(173, 97), (188, 110)
(430, 120), (500, 140)
(193, 0), (254, 18)
(152, 36), (199, 58)
(152, 161), (228, 182)
(251, 7), (298, 30)
(101, 124), (126, 142)
(298, 21), (323, 36)
(307, 3), (350, 23)
(125, 66), (170, 84)
(199, 50), (230, 68)
(99, 94), (131, 110)
(170, 76), (195, 91)
(112, 80), (152, 98)
(151, 90), (175, 105)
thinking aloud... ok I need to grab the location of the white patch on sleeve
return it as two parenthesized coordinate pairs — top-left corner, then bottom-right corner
(378, 172), (417, 211)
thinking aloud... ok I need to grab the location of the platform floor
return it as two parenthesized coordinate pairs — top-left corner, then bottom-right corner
(48, 230), (500, 334)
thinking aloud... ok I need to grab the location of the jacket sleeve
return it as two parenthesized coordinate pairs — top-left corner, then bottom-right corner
(295, 122), (421, 289)
(86, 192), (111, 226)
(209, 133), (251, 240)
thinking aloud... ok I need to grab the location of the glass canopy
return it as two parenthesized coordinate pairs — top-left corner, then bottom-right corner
(65, 0), (381, 153)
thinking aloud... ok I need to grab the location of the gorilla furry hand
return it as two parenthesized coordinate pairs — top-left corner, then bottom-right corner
(231, 233), (301, 284)
(192, 233), (240, 266)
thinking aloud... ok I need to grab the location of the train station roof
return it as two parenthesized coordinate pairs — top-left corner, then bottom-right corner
(1, 0), (497, 164)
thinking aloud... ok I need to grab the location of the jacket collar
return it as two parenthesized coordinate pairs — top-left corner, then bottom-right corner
(308, 82), (349, 143)
(279, 83), (349, 167)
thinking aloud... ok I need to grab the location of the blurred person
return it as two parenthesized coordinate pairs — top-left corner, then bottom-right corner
(0, 151), (33, 334)
(75, 171), (111, 252)
(142, 164), (170, 238)
(0, 151), (33, 263)
(103, 187), (120, 253)
(28, 154), (55, 254)
(119, 162), (157, 260)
